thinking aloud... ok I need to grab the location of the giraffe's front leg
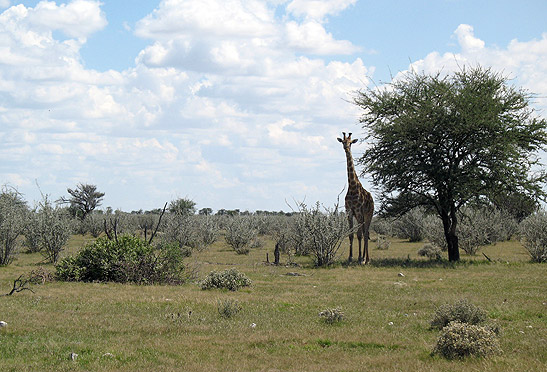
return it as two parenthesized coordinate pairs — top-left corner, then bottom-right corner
(347, 215), (354, 263)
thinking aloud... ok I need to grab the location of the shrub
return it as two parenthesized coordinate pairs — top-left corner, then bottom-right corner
(217, 298), (242, 318)
(291, 202), (353, 267)
(376, 235), (390, 250)
(418, 243), (442, 260)
(393, 207), (425, 242)
(370, 217), (394, 237)
(0, 187), (27, 265)
(430, 299), (488, 330)
(319, 308), (344, 324)
(286, 213), (313, 256)
(163, 214), (200, 251)
(224, 216), (257, 254)
(195, 215), (219, 247)
(23, 210), (42, 253)
(34, 196), (72, 263)
(55, 235), (187, 284)
(200, 268), (252, 291)
(433, 321), (501, 359)
(79, 212), (105, 238)
(519, 210), (547, 263)
(422, 206), (517, 256)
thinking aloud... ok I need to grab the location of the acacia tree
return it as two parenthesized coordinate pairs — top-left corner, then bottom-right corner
(353, 66), (547, 261)
(58, 183), (105, 220)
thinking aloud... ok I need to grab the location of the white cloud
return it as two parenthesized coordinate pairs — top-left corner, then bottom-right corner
(135, 0), (275, 40)
(3, 1), (544, 212)
(453, 24), (485, 52)
(285, 20), (359, 55)
(287, 0), (356, 21)
(16, 0), (106, 40)
(407, 26), (547, 112)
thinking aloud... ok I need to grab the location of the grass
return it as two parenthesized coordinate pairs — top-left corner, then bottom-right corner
(0, 233), (545, 371)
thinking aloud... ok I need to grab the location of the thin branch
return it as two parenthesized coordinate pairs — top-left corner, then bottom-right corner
(148, 202), (168, 245)
(4, 275), (35, 296)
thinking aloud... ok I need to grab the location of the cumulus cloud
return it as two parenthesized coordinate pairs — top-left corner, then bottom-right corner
(285, 20), (360, 55)
(2, 1), (545, 212)
(405, 24), (547, 111)
(287, 0), (357, 21)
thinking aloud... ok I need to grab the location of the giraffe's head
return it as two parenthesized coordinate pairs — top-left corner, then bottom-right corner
(337, 132), (358, 151)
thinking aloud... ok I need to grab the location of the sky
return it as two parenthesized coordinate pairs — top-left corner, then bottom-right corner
(1, 0), (546, 213)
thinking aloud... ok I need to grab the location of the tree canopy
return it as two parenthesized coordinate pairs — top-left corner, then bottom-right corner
(58, 183), (105, 220)
(353, 66), (547, 261)
(169, 197), (197, 216)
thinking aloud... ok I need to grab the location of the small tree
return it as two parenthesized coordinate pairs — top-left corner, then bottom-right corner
(0, 186), (27, 265)
(58, 183), (105, 220)
(354, 66), (547, 261)
(36, 196), (72, 263)
(519, 210), (547, 262)
(393, 207), (426, 242)
(169, 198), (196, 216)
(294, 202), (353, 267)
(224, 216), (258, 254)
(199, 208), (213, 216)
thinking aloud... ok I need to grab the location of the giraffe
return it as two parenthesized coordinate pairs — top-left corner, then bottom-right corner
(337, 132), (374, 264)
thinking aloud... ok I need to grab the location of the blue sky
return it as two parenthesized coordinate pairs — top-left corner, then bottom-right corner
(1, 0), (546, 212)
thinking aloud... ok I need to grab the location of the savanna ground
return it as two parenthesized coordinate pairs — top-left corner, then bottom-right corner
(0, 234), (545, 372)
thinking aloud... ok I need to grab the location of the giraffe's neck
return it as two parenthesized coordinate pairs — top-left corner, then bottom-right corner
(345, 149), (361, 190)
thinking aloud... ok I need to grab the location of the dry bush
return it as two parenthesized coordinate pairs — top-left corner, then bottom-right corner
(418, 243), (442, 260)
(519, 210), (547, 263)
(0, 187), (27, 265)
(430, 299), (488, 330)
(200, 268), (252, 291)
(433, 321), (501, 359)
(319, 308), (345, 324)
(291, 202), (353, 267)
(393, 207), (426, 242)
(224, 216), (258, 255)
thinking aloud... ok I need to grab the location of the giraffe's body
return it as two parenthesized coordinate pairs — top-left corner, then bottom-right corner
(338, 132), (374, 264)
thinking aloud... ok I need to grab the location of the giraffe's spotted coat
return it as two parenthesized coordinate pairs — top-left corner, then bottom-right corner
(337, 132), (374, 264)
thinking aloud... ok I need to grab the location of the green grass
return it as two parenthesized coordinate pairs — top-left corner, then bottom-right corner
(0, 234), (545, 371)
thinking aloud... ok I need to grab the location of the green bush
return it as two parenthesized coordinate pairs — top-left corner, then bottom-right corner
(430, 299), (488, 330)
(55, 235), (187, 284)
(433, 321), (501, 359)
(200, 268), (251, 291)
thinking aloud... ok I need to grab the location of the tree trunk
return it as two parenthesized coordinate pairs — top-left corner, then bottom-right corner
(446, 231), (460, 262)
(274, 243), (280, 265)
(440, 206), (460, 262)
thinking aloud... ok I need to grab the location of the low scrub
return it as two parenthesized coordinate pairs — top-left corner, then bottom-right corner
(55, 235), (187, 284)
(433, 321), (501, 359)
(319, 307), (344, 324)
(418, 243), (442, 260)
(217, 298), (242, 318)
(430, 299), (488, 330)
(200, 268), (252, 291)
